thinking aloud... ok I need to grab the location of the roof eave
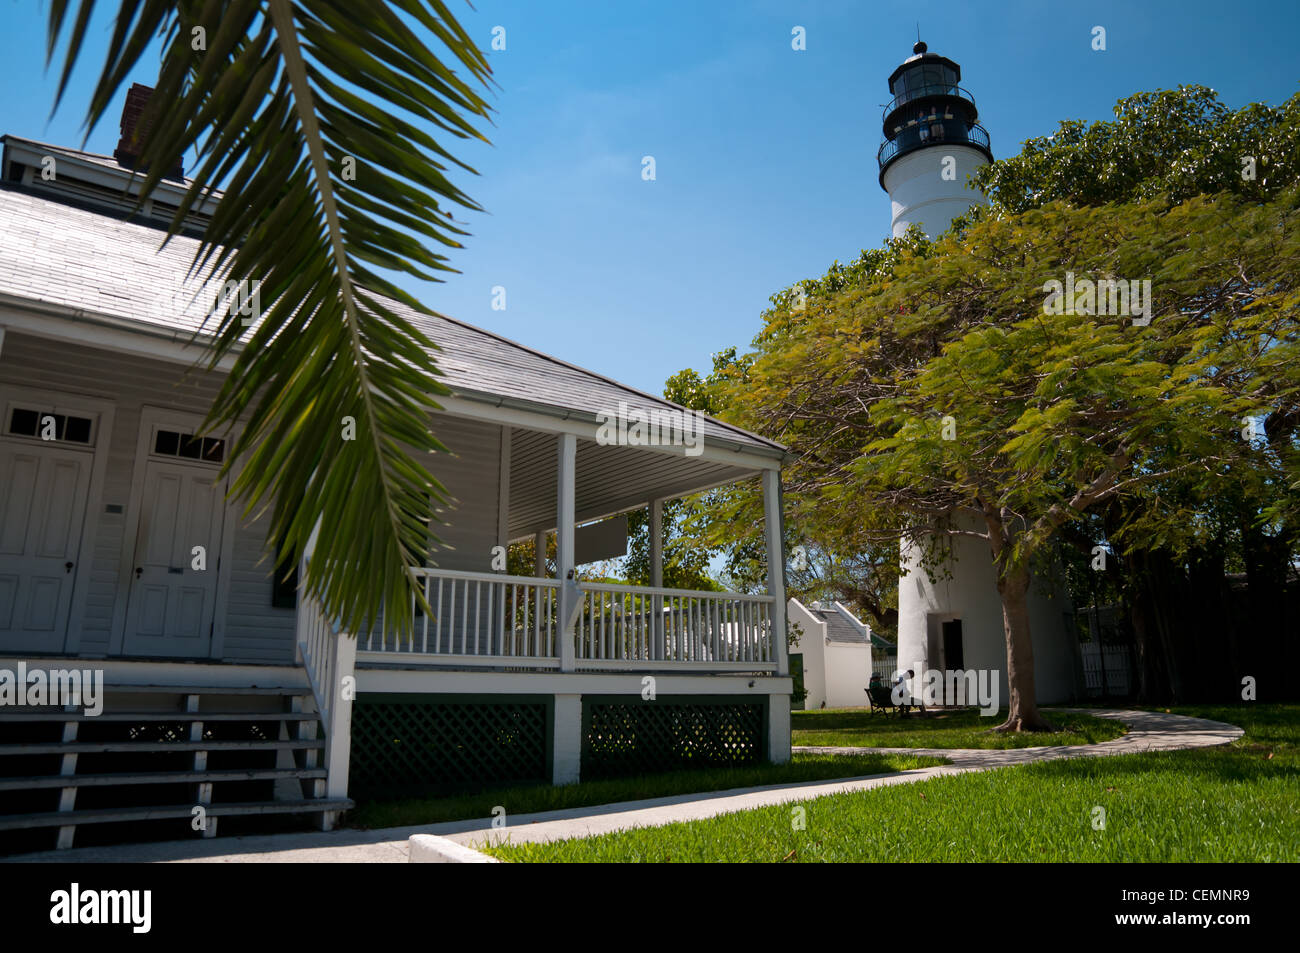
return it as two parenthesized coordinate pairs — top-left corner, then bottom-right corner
(0, 291), (789, 464)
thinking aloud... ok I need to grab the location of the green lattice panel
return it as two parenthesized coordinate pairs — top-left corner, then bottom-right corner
(582, 699), (765, 779)
(349, 698), (548, 799)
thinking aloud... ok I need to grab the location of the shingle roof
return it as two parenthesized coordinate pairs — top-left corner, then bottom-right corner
(810, 607), (869, 645)
(0, 141), (783, 457)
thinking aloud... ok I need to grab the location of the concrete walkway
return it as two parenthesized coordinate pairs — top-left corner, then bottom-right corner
(6, 708), (1241, 863)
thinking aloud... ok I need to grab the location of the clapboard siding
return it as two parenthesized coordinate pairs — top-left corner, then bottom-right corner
(0, 332), (221, 655)
(426, 415), (503, 572)
(220, 507), (296, 662)
(0, 331), (504, 663)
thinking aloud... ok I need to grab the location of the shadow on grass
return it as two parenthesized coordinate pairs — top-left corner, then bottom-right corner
(1020, 745), (1300, 784)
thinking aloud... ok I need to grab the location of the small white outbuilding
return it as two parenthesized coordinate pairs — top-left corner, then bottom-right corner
(787, 599), (875, 709)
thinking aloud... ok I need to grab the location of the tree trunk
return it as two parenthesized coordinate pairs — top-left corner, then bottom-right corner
(996, 563), (1054, 732)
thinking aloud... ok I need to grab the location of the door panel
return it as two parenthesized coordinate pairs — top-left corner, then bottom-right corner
(122, 459), (226, 658)
(0, 442), (92, 652)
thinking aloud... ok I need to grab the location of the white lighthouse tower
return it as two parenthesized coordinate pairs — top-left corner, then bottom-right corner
(880, 42), (1079, 705)
(878, 40), (992, 239)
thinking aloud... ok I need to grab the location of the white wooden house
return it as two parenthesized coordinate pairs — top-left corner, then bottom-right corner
(0, 117), (792, 851)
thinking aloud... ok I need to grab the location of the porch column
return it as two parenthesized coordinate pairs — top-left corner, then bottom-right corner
(649, 498), (665, 659)
(533, 531), (547, 577)
(497, 427), (511, 551)
(767, 693), (792, 764)
(762, 468), (789, 678)
(497, 427), (510, 655)
(551, 693), (582, 784)
(556, 433), (577, 672)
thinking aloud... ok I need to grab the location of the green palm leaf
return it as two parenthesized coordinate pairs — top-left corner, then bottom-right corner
(47, 1), (494, 638)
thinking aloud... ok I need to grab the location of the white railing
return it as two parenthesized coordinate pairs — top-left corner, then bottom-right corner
(575, 583), (777, 671)
(359, 568), (563, 667)
(294, 555), (356, 808)
(352, 568), (778, 673)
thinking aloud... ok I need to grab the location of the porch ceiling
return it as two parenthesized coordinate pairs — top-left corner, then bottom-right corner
(506, 429), (760, 539)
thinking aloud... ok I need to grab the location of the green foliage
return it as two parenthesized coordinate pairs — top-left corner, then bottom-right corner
(47, 2), (493, 636)
(622, 504), (721, 592)
(972, 85), (1300, 214)
(729, 186), (1300, 581)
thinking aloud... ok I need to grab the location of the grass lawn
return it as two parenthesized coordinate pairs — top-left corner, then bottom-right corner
(792, 706), (1128, 749)
(347, 751), (945, 830)
(486, 703), (1298, 863)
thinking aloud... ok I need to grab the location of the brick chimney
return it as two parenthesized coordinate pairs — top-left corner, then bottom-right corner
(113, 83), (185, 180)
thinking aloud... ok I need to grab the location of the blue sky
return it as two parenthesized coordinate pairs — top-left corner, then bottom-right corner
(2, 0), (1296, 396)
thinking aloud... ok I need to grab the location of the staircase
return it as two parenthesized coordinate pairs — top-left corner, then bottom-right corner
(0, 680), (352, 854)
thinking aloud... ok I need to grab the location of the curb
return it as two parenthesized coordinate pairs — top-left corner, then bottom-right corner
(408, 833), (500, 863)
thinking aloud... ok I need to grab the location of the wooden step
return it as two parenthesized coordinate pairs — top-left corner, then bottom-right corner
(0, 738), (324, 755)
(0, 767), (327, 791)
(101, 684), (311, 696)
(0, 798), (354, 831)
(0, 710), (319, 723)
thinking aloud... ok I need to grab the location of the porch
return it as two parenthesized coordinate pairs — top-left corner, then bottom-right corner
(295, 421), (793, 802)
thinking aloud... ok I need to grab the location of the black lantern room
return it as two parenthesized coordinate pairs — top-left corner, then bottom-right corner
(877, 40), (993, 186)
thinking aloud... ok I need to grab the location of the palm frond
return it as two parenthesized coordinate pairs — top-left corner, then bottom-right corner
(47, 0), (494, 637)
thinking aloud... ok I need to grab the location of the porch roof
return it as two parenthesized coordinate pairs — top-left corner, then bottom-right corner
(504, 428), (760, 539)
(0, 136), (784, 462)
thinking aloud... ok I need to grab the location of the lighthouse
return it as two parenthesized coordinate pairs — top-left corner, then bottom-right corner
(884, 43), (1080, 706)
(878, 40), (992, 239)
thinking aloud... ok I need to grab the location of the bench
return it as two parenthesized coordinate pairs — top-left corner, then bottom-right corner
(865, 682), (925, 717)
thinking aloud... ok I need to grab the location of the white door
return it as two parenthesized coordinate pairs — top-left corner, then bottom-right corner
(0, 442), (92, 653)
(121, 459), (226, 658)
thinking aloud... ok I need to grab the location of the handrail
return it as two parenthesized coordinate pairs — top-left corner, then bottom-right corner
(878, 121), (991, 169)
(409, 566), (562, 588)
(882, 84), (976, 123)
(581, 580), (775, 602)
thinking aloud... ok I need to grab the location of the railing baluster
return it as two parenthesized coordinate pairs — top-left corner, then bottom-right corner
(421, 575), (429, 653)
(616, 596), (624, 659)
(485, 579), (493, 655)
(744, 599), (752, 662)
(545, 586), (553, 657)
(461, 580), (469, 654)
(435, 578), (443, 654)
(711, 599), (719, 661)
(446, 579), (456, 655)
(698, 597), (705, 660)
(474, 580), (481, 655)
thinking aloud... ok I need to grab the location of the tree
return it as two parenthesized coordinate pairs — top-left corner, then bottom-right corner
(970, 85), (1300, 214)
(969, 85), (1300, 702)
(47, 2), (493, 638)
(726, 186), (1300, 730)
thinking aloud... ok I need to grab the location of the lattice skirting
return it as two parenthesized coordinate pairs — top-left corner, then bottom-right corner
(582, 696), (767, 779)
(349, 695), (550, 799)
